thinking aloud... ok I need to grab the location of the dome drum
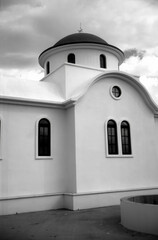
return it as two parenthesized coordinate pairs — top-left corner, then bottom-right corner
(39, 33), (124, 74)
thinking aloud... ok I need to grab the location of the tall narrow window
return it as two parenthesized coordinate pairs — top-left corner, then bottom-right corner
(107, 120), (118, 155)
(68, 53), (75, 64)
(38, 118), (51, 156)
(46, 61), (50, 75)
(121, 121), (131, 155)
(100, 54), (106, 68)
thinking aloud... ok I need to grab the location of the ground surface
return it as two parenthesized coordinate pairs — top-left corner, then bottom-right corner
(0, 206), (157, 240)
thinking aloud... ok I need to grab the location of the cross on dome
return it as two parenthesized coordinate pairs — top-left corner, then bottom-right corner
(78, 23), (83, 33)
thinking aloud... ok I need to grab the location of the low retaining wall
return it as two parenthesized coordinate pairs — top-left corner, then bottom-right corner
(121, 195), (158, 236)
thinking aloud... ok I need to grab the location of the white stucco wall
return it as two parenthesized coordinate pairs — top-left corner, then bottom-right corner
(154, 117), (158, 167)
(0, 104), (67, 198)
(43, 63), (105, 99)
(65, 107), (77, 193)
(74, 76), (158, 193)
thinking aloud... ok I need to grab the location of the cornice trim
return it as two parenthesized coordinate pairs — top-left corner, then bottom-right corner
(0, 96), (75, 109)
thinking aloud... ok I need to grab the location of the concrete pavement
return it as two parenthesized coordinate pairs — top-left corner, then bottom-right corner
(0, 206), (157, 240)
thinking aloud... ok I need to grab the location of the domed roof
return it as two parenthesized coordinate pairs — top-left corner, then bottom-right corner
(39, 32), (124, 67)
(53, 32), (108, 48)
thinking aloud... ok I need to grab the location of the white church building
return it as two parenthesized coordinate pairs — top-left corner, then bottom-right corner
(0, 32), (158, 215)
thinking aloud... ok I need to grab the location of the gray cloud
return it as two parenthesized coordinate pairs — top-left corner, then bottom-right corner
(124, 49), (146, 60)
(0, 0), (158, 72)
(0, 0), (42, 10)
(1, 53), (36, 69)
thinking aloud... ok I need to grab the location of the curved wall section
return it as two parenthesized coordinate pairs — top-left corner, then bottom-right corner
(43, 45), (119, 75)
(121, 195), (158, 236)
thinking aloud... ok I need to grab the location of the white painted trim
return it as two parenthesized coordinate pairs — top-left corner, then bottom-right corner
(35, 117), (53, 160)
(0, 96), (64, 108)
(0, 96), (76, 109)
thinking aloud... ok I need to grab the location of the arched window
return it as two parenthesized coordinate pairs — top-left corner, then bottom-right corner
(38, 118), (51, 156)
(121, 121), (131, 155)
(107, 120), (118, 155)
(46, 61), (50, 75)
(100, 54), (106, 68)
(67, 53), (75, 64)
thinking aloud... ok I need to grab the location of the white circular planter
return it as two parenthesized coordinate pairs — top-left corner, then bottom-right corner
(121, 195), (158, 236)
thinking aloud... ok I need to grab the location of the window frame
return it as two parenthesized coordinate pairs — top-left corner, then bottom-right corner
(36, 117), (53, 160)
(121, 121), (132, 155)
(105, 119), (133, 158)
(106, 119), (119, 155)
(110, 85), (122, 100)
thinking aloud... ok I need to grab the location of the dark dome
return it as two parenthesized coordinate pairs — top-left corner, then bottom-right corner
(39, 32), (124, 67)
(53, 33), (108, 48)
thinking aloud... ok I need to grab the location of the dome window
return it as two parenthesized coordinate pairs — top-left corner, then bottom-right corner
(46, 61), (50, 75)
(100, 54), (106, 68)
(68, 53), (75, 64)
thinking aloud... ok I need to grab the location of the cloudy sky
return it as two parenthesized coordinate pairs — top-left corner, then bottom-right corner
(1, 0), (158, 103)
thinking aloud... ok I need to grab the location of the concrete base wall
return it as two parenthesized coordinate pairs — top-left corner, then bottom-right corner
(0, 194), (64, 215)
(65, 188), (158, 210)
(1, 188), (158, 215)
